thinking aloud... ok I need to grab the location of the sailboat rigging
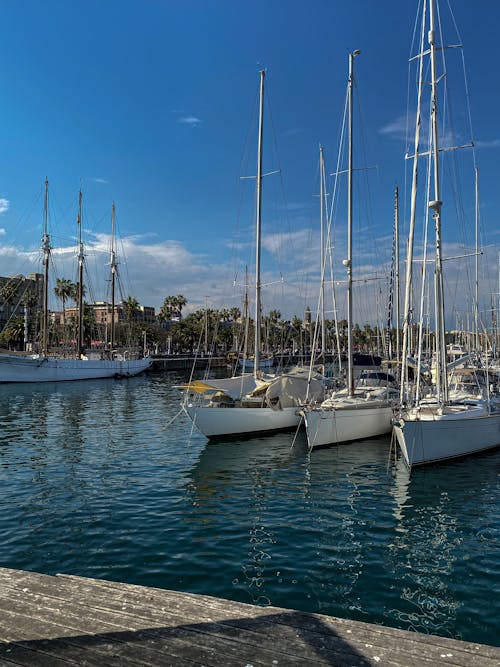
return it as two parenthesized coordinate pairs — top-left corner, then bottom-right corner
(182, 70), (324, 438)
(392, 0), (500, 467)
(301, 50), (398, 450)
(0, 183), (152, 382)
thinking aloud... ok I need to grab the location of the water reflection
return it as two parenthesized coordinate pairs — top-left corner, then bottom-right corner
(188, 433), (500, 643)
(0, 373), (497, 646)
(388, 452), (500, 641)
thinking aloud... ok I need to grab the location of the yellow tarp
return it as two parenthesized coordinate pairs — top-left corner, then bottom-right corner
(177, 380), (219, 394)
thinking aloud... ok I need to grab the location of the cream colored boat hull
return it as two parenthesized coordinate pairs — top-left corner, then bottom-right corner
(304, 402), (394, 449)
(184, 404), (301, 438)
(0, 353), (153, 383)
(393, 407), (500, 466)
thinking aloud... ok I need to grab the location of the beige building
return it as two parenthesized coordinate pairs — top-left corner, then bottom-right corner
(57, 301), (156, 326)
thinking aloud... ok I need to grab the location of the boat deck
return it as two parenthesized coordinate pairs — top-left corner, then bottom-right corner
(0, 567), (498, 666)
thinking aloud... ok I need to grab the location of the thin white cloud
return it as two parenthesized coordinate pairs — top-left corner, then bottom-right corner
(90, 177), (109, 184)
(474, 139), (500, 149)
(381, 114), (464, 150)
(178, 116), (202, 126)
(379, 114), (408, 139)
(282, 201), (312, 213)
(0, 198), (9, 214)
(262, 229), (315, 257)
(0, 228), (5, 236)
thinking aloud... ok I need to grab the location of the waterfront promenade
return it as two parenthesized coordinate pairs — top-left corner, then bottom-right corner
(0, 567), (497, 666)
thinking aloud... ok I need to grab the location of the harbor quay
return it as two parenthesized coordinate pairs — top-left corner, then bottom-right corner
(0, 567), (498, 666)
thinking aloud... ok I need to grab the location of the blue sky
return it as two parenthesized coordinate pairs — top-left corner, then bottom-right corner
(1, 0), (499, 327)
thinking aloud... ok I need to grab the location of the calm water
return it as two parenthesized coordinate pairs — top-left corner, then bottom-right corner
(0, 370), (499, 646)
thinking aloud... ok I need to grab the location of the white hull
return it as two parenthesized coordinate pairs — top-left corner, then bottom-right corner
(184, 404), (300, 438)
(0, 354), (153, 383)
(393, 407), (500, 467)
(303, 402), (394, 449)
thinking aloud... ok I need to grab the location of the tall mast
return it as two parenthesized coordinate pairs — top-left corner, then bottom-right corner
(394, 186), (401, 367)
(110, 202), (117, 353)
(242, 265), (250, 369)
(319, 145), (326, 356)
(474, 167), (479, 352)
(41, 177), (50, 356)
(253, 69), (265, 379)
(77, 190), (85, 356)
(346, 49), (360, 397)
(400, 0), (427, 405)
(428, 0), (448, 403)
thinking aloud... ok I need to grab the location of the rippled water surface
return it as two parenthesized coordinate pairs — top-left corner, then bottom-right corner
(0, 370), (499, 646)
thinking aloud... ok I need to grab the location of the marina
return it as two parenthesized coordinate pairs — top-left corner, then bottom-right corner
(0, 370), (498, 654)
(1, 0), (500, 662)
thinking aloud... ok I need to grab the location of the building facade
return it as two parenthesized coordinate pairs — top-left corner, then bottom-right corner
(0, 273), (44, 330)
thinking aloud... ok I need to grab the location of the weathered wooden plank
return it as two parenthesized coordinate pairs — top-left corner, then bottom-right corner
(0, 568), (488, 667)
(0, 570), (377, 666)
(0, 568), (497, 667)
(0, 578), (345, 666)
(0, 602), (364, 667)
(0, 574), (393, 667)
(55, 572), (500, 666)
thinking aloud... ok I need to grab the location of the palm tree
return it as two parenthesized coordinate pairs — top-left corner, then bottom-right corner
(122, 296), (139, 322)
(291, 315), (303, 354)
(230, 307), (241, 322)
(1, 281), (19, 316)
(0, 315), (24, 350)
(68, 281), (85, 304)
(158, 296), (176, 322)
(54, 278), (74, 322)
(158, 294), (188, 323)
(175, 294), (187, 316)
(22, 289), (38, 310)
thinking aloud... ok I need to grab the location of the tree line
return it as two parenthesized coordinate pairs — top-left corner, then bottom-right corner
(0, 287), (396, 355)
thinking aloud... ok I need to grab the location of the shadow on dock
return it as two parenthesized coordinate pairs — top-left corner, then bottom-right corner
(0, 568), (497, 666)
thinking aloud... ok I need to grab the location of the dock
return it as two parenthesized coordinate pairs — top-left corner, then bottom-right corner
(151, 355), (228, 371)
(0, 568), (498, 666)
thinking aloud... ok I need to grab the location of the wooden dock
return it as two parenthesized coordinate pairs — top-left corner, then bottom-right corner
(0, 568), (497, 666)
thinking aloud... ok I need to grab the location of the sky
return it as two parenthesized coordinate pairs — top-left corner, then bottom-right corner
(1, 0), (499, 329)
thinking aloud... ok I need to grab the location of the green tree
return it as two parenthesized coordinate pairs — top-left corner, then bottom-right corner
(54, 278), (74, 320)
(0, 315), (24, 350)
(1, 282), (19, 316)
(158, 294), (188, 322)
(68, 281), (85, 304)
(22, 289), (38, 310)
(175, 294), (187, 315)
(122, 296), (139, 322)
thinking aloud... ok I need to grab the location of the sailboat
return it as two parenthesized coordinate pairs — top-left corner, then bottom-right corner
(182, 71), (324, 438)
(392, 0), (500, 467)
(301, 50), (398, 449)
(0, 181), (152, 382)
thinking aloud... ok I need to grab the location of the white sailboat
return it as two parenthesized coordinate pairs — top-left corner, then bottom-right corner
(392, 0), (500, 467)
(302, 50), (397, 449)
(183, 71), (324, 438)
(0, 182), (152, 382)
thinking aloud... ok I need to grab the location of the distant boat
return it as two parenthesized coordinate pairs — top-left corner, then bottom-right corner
(236, 354), (274, 371)
(392, 0), (500, 467)
(0, 182), (152, 383)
